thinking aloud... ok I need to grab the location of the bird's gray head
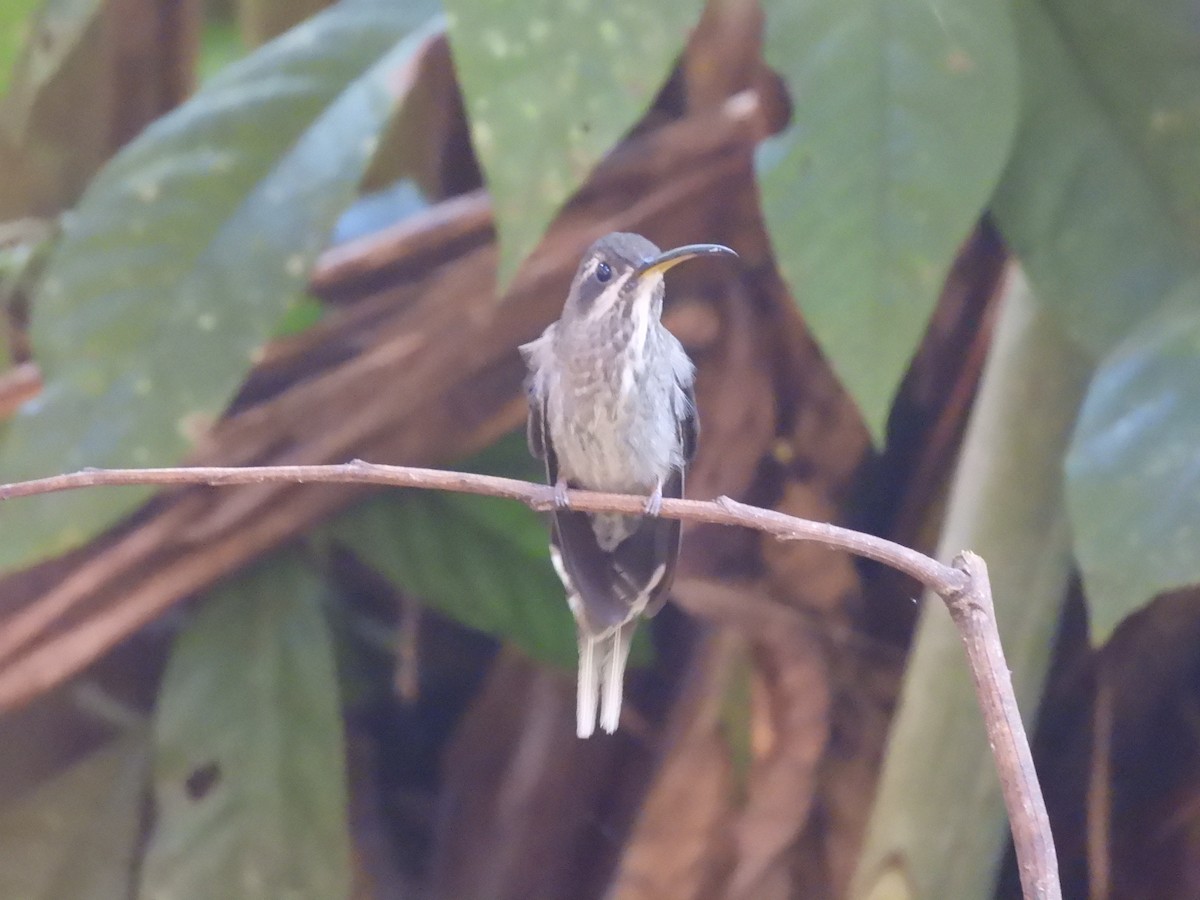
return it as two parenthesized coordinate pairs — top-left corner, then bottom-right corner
(563, 232), (738, 324)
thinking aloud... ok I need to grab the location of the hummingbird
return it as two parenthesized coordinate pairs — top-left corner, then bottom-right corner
(520, 232), (737, 738)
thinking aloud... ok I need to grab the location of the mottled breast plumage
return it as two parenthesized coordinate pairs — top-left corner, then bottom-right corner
(543, 317), (692, 496)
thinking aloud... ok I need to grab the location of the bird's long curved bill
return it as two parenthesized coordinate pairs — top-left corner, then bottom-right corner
(633, 243), (739, 280)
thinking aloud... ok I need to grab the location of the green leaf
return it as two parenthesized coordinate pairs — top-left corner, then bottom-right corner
(198, 7), (245, 83)
(0, 1), (440, 573)
(0, 735), (147, 900)
(326, 489), (577, 670)
(444, 0), (707, 289)
(140, 552), (350, 900)
(0, 0), (110, 216)
(991, 0), (1200, 358)
(0, 0), (104, 138)
(0, 0), (44, 97)
(1043, 0), (1200, 246)
(757, 0), (1019, 444)
(1065, 277), (1200, 641)
(271, 294), (325, 338)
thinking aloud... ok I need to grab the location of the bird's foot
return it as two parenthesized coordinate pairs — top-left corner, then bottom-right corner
(554, 478), (572, 510)
(643, 481), (663, 517)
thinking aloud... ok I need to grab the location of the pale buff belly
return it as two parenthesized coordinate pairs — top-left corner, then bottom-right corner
(546, 377), (683, 494)
(546, 373), (683, 553)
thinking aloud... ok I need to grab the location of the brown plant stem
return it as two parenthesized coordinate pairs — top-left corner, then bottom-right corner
(0, 461), (1060, 897)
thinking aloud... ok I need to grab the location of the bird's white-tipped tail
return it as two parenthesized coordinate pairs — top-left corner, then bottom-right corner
(556, 541), (641, 739)
(576, 621), (637, 738)
(600, 622), (634, 734)
(577, 629), (600, 738)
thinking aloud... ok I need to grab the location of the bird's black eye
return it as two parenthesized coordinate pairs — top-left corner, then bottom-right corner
(595, 261), (612, 283)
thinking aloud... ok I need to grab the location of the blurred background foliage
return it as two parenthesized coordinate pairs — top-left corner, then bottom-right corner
(0, 0), (1198, 897)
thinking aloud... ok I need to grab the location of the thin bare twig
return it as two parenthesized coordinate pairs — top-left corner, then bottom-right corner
(945, 552), (1060, 900)
(0, 461), (1060, 898)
